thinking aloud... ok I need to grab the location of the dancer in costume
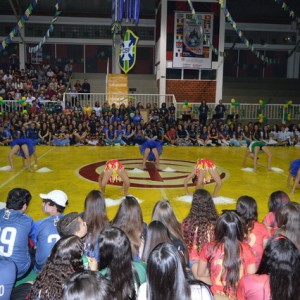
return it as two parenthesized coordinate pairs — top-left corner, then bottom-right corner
(287, 159), (300, 195)
(98, 159), (130, 196)
(8, 138), (37, 172)
(184, 158), (222, 197)
(243, 141), (272, 171)
(140, 140), (163, 169)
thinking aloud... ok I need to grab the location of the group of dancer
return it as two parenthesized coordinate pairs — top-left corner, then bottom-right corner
(7, 137), (300, 195)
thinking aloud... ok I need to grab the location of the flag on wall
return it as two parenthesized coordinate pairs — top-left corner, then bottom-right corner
(119, 29), (139, 74)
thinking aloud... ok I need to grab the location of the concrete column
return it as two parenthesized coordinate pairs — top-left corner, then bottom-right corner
(112, 34), (121, 74)
(159, 0), (167, 95)
(18, 27), (26, 70)
(215, 0), (225, 103)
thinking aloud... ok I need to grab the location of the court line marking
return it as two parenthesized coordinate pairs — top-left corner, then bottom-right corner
(0, 147), (54, 189)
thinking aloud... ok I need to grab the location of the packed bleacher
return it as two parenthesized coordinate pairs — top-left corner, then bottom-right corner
(1, 63), (300, 149)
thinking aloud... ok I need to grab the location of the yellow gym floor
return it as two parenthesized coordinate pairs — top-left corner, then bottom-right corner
(0, 145), (298, 223)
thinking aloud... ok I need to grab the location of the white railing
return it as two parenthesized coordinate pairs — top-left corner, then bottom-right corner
(63, 93), (177, 109)
(1, 97), (299, 124)
(176, 102), (300, 123)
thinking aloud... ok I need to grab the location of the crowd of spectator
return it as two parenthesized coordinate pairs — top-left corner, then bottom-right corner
(1, 97), (299, 148)
(0, 62), (299, 148)
(1, 188), (300, 300)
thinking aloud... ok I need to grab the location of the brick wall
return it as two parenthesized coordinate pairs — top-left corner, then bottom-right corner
(166, 80), (216, 103)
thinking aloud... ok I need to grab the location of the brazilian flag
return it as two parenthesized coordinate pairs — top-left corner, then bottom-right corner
(119, 29), (139, 74)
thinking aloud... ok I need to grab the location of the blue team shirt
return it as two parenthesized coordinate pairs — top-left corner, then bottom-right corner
(32, 215), (63, 272)
(0, 209), (34, 279)
(0, 257), (16, 300)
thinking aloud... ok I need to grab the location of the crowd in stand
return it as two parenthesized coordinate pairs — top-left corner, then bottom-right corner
(1, 188), (300, 300)
(1, 63), (300, 148)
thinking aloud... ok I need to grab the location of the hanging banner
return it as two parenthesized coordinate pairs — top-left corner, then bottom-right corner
(119, 29), (139, 73)
(173, 11), (213, 69)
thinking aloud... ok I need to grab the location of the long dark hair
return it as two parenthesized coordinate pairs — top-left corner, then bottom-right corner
(147, 243), (191, 300)
(182, 189), (218, 254)
(142, 221), (171, 262)
(30, 235), (84, 299)
(82, 190), (109, 252)
(236, 195), (258, 234)
(112, 196), (144, 257)
(278, 202), (300, 252)
(268, 191), (290, 225)
(62, 270), (112, 300)
(152, 200), (184, 243)
(213, 211), (244, 295)
(257, 234), (300, 300)
(99, 227), (136, 300)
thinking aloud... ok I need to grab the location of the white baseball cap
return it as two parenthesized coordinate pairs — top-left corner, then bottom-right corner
(40, 190), (68, 207)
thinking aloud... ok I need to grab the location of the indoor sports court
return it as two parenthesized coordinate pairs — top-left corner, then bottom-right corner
(0, 145), (298, 223)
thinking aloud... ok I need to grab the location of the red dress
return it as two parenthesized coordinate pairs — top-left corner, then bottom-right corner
(237, 274), (270, 300)
(104, 160), (124, 183)
(195, 159), (216, 183)
(246, 222), (269, 268)
(199, 241), (256, 299)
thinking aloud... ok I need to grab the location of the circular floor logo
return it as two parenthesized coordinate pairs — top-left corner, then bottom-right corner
(78, 158), (226, 189)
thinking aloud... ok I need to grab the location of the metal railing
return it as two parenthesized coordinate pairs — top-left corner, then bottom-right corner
(1, 97), (299, 124)
(63, 93), (177, 109)
(176, 103), (300, 124)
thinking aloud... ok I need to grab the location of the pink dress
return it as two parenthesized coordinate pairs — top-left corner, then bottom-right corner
(246, 222), (269, 268)
(237, 274), (270, 300)
(263, 212), (277, 236)
(199, 241), (256, 299)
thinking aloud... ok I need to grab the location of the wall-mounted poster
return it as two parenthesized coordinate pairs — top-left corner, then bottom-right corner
(173, 11), (213, 69)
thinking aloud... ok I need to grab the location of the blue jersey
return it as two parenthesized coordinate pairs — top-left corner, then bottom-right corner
(0, 257), (16, 300)
(32, 215), (63, 272)
(0, 209), (34, 279)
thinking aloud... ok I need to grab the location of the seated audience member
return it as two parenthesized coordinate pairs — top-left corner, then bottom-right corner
(192, 211), (256, 299)
(138, 243), (214, 300)
(62, 270), (112, 300)
(0, 188), (34, 280)
(237, 235), (300, 300)
(263, 191), (290, 236)
(29, 236), (87, 299)
(277, 201), (300, 252)
(32, 190), (68, 272)
(99, 227), (147, 299)
(152, 199), (189, 265)
(111, 196), (145, 261)
(0, 257), (17, 300)
(236, 196), (269, 268)
(141, 221), (171, 262)
(182, 189), (218, 266)
(82, 190), (110, 262)
(56, 212), (87, 238)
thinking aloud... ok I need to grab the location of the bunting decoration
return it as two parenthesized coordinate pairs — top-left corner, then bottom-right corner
(28, 0), (62, 53)
(0, 0), (39, 52)
(219, 0), (287, 64)
(273, 0), (300, 24)
(111, 0), (141, 44)
(187, 0), (225, 57)
(187, 0), (290, 64)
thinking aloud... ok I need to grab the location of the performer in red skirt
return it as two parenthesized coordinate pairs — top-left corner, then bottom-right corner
(184, 158), (222, 197)
(98, 159), (130, 196)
